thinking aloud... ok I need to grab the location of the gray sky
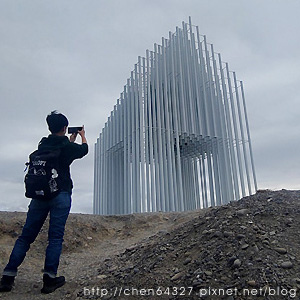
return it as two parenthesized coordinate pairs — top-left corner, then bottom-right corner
(0, 0), (299, 213)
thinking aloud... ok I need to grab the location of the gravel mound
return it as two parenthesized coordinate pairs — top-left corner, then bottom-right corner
(0, 189), (300, 299)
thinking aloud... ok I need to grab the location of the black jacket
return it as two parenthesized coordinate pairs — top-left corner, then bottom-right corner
(38, 135), (88, 193)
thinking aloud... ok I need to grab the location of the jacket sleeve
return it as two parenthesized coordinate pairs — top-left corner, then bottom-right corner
(63, 142), (88, 165)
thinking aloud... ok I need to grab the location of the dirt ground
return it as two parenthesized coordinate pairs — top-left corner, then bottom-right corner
(0, 189), (300, 300)
(0, 204), (202, 300)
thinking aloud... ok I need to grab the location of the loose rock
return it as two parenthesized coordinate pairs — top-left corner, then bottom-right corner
(281, 261), (293, 269)
(236, 209), (249, 216)
(274, 247), (287, 254)
(233, 259), (242, 268)
(171, 272), (184, 281)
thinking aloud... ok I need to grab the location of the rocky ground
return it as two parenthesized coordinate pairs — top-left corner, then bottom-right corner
(0, 189), (299, 300)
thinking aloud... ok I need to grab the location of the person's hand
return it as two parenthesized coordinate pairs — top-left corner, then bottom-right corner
(78, 125), (85, 137)
(78, 125), (87, 144)
(69, 132), (77, 143)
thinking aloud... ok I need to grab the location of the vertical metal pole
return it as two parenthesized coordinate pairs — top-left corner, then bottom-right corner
(175, 27), (188, 133)
(182, 22), (196, 134)
(124, 85), (131, 214)
(108, 114), (113, 214)
(99, 134), (104, 214)
(154, 43), (167, 211)
(206, 141), (215, 207)
(146, 50), (157, 211)
(226, 63), (246, 198)
(169, 31), (184, 211)
(138, 57), (146, 212)
(203, 36), (222, 206)
(193, 158), (201, 208)
(156, 45), (170, 211)
(201, 151), (208, 207)
(233, 72), (252, 195)
(112, 106), (117, 213)
(218, 53), (240, 201)
(97, 138), (101, 214)
(188, 18), (204, 135)
(150, 50), (161, 212)
(133, 66), (141, 212)
(121, 95), (126, 213)
(196, 26), (209, 136)
(93, 140), (98, 214)
(240, 81), (258, 192)
(203, 35), (216, 137)
(142, 57), (150, 212)
(162, 37), (176, 211)
(129, 77), (136, 213)
(211, 46), (233, 203)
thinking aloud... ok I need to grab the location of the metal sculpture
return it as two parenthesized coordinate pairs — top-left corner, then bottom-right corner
(93, 17), (257, 215)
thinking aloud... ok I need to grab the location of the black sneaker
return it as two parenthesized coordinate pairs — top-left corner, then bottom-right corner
(41, 274), (65, 294)
(0, 275), (15, 292)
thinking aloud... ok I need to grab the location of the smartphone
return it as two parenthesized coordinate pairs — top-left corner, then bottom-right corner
(68, 126), (83, 134)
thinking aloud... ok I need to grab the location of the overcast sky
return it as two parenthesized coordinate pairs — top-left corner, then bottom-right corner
(0, 0), (299, 214)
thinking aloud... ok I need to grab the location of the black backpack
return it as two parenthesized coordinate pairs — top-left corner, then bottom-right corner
(24, 148), (62, 200)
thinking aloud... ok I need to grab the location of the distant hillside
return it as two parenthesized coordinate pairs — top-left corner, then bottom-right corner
(0, 189), (300, 299)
